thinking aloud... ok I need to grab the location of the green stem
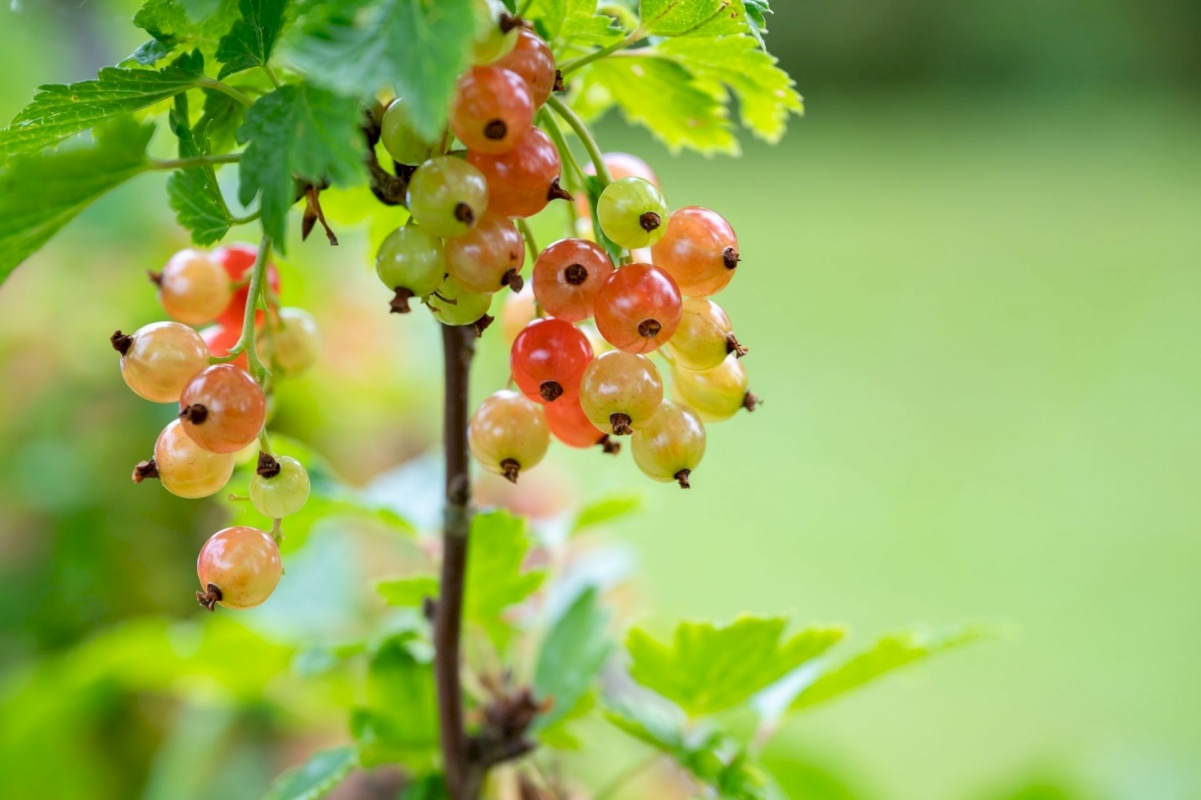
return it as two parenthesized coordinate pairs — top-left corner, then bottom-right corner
(262, 64), (282, 89)
(559, 28), (645, 76)
(230, 210), (261, 226)
(150, 153), (240, 171)
(515, 218), (539, 264)
(232, 235), (273, 383)
(198, 78), (254, 107)
(539, 109), (586, 186)
(593, 754), (659, 800)
(546, 95), (611, 185)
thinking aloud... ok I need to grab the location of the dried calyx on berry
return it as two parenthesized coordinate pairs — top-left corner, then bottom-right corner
(257, 451), (281, 478)
(196, 583), (222, 612)
(132, 459), (159, 483)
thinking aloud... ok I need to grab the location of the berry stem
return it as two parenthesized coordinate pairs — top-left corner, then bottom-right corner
(197, 78), (254, 107)
(559, 28), (646, 76)
(545, 95), (612, 185)
(435, 323), (477, 800)
(149, 153), (241, 171)
(515, 218), (539, 265)
(220, 234), (274, 383)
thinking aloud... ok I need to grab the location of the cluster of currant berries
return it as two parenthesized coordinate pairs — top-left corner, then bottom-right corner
(372, 7), (756, 490)
(110, 244), (319, 611)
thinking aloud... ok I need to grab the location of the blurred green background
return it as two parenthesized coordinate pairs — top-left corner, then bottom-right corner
(1, 1), (1199, 799)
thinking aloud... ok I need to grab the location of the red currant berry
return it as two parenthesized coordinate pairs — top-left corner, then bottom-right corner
(213, 243), (281, 329)
(272, 308), (320, 379)
(510, 318), (594, 404)
(664, 298), (746, 371)
(140, 418), (236, 498)
(179, 364), (267, 453)
(544, 394), (617, 453)
(467, 128), (568, 219)
(450, 66), (534, 155)
(196, 526), (282, 611)
(594, 263), (682, 354)
(469, 389), (550, 483)
(153, 249), (232, 325)
(579, 350), (664, 436)
(111, 322), (209, 403)
(631, 401), (706, 488)
(444, 213), (526, 294)
(407, 157), (490, 238)
(494, 28), (557, 107)
(650, 206), (740, 297)
(575, 152), (660, 223)
(671, 355), (759, 422)
(532, 238), (614, 323)
(201, 324), (249, 371)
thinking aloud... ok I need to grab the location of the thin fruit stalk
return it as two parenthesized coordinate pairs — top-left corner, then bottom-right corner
(436, 322), (476, 799)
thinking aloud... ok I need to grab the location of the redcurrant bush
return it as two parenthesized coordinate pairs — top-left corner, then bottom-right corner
(597, 177), (669, 249)
(651, 206), (740, 297)
(631, 402), (707, 488)
(672, 355), (760, 422)
(665, 298), (747, 371)
(249, 454), (311, 518)
(139, 418), (237, 498)
(179, 364), (267, 453)
(407, 157), (489, 238)
(196, 526), (282, 611)
(594, 263), (682, 354)
(469, 389), (549, 483)
(375, 224), (447, 313)
(510, 318), (594, 404)
(580, 350), (664, 436)
(154, 248), (232, 325)
(450, 66), (534, 155)
(467, 128), (567, 219)
(272, 308), (321, 379)
(532, 238), (614, 322)
(494, 28), (557, 107)
(111, 322), (209, 403)
(444, 213), (526, 294)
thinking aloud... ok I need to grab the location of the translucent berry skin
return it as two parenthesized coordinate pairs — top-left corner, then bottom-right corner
(272, 308), (320, 379)
(580, 351), (664, 435)
(594, 263), (682, 354)
(196, 526), (282, 610)
(407, 157), (490, 238)
(576, 152), (660, 222)
(672, 355), (752, 422)
(428, 276), (494, 327)
(153, 418), (236, 498)
(467, 128), (563, 219)
(665, 298), (740, 371)
(650, 206), (740, 297)
(597, 177), (669, 249)
(444, 213), (526, 294)
(249, 455), (311, 518)
(380, 99), (433, 165)
(545, 395), (608, 448)
(494, 28), (557, 107)
(450, 66), (534, 155)
(510, 318), (594, 404)
(469, 389), (550, 482)
(472, 0), (518, 64)
(375, 225), (446, 301)
(118, 322), (210, 403)
(157, 249), (232, 325)
(179, 364), (267, 453)
(214, 243), (281, 329)
(532, 238), (614, 322)
(201, 324), (249, 371)
(632, 402), (706, 484)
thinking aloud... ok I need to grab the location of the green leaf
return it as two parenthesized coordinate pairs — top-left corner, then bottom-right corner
(579, 55), (738, 155)
(533, 587), (612, 733)
(236, 81), (365, 248)
(743, 0), (771, 45)
(350, 634), (438, 768)
(466, 510), (548, 645)
(640, 0), (749, 37)
(130, 0), (240, 64)
(526, 0), (621, 46)
(0, 117), (153, 284)
(263, 747), (358, 800)
(627, 617), (845, 716)
(605, 703), (770, 800)
(376, 575), (439, 608)
(216, 0), (288, 78)
(0, 62), (204, 162)
(789, 625), (993, 713)
(656, 34), (802, 143)
(167, 95), (232, 245)
(286, 0), (476, 142)
(571, 492), (642, 534)
(197, 85), (247, 152)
